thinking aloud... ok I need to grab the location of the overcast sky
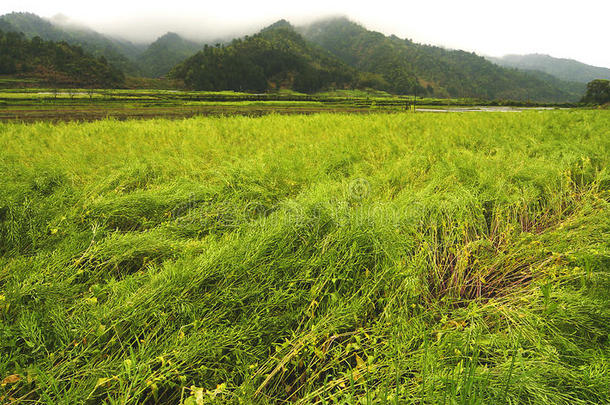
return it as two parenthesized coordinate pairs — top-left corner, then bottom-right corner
(2, 0), (609, 68)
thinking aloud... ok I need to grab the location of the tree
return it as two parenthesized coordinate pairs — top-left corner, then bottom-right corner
(581, 79), (610, 104)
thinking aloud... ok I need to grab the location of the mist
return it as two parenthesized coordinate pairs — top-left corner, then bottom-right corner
(2, 0), (609, 68)
(86, 14), (334, 45)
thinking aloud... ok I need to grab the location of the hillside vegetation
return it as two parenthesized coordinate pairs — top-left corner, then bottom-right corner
(488, 54), (610, 83)
(0, 12), (142, 75)
(0, 30), (125, 87)
(0, 112), (608, 403)
(0, 12), (600, 102)
(170, 21), (362, 93)
(300, 18), (584, 102)
(581, 79), (610, 104)
(137, 33), (203, 78)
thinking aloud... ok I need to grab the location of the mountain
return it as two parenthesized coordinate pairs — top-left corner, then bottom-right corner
(0, 12), (143, 75)
(299, 17), (582, 102)
(487, 54), (610, 83)
(170, 20), (361, 93)
(0, 30), (124, 87)
(0, 12), (594, 101)
(513, 68), (585, 99)
(137, 32), (203, 78)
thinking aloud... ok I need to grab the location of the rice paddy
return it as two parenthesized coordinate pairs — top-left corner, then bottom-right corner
(0, 111), (609, 403)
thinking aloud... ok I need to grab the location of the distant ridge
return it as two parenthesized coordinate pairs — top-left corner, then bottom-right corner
(137, 32), (203, 78)
(0, 30), (124, 87)
(299, 17), (583, 102)
(0, 11), (595, 101)
(487, 54), (610, 84)
(0, 12), (143, 74)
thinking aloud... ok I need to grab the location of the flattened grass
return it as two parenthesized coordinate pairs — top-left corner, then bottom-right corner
(0, 111), (609, 403)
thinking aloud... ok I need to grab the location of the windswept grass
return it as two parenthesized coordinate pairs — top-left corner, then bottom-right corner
(0, 111), (609, 404)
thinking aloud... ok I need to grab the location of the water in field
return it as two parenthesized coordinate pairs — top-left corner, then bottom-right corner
(416, 106), (557, 112)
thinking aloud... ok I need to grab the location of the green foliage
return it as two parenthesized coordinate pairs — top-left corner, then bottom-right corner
(581, 79), (610, 104)
(0, 12), (591, 102)
(489, 53), (610, 84)
(300, 18), (584, 101)
(0, 30), (125, 87)
(137, 32), (203, 78)
(171, 21), (358, 93)
(0, 112), (608, 403)
(0, 19), (13, 33)
(513, 68), (585, 98)
(0, 12), (143, 75)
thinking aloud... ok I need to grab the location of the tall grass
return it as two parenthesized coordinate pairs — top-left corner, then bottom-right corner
(0, 111), (608, 403)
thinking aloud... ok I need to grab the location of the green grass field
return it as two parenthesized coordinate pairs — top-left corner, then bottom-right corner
(0, 111), (609, 404)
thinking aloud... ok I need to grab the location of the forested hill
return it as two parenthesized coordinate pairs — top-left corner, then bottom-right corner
(298, 17), (582, 102)
(0, 12), (143, 75)
(0, 12), (593, 101)
(0, 19), (13, 32)
(487, 54), (610, 84)
(170, 20), (362, 92)
(137, 32), (203, 78)
(0, 30), (125, 87)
